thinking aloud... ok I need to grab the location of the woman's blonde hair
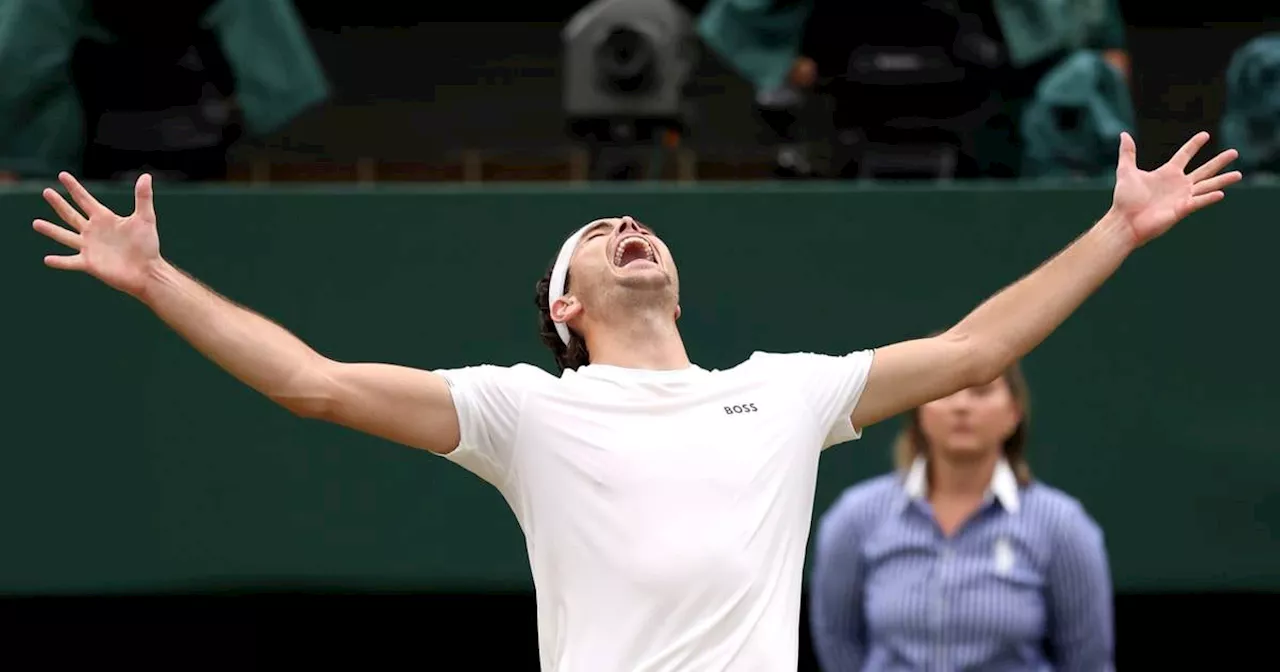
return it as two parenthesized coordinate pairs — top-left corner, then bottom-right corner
(891, 360), (1034, 486)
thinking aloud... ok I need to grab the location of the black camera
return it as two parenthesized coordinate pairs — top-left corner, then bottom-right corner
(563, 0), (697, 143)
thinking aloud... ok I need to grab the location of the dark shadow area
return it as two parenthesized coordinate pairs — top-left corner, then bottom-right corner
(1, 591), (1271, 670)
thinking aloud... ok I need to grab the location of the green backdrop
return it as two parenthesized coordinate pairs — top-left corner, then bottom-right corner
(1, 181), (1275, 595)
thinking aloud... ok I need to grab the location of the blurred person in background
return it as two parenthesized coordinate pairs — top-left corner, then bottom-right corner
(1220, 32), (1280, 177)
(1018, 48), (1134, 179)
(0, 0), (328, 183)
(809, 362), (1113, 671)
(698, 0), (1130, 179)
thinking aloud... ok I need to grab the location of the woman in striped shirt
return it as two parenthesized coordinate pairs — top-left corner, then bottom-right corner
(809, 362), (1113, 671)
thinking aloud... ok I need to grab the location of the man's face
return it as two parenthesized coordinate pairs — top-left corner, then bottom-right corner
(553, 216), (680, 332)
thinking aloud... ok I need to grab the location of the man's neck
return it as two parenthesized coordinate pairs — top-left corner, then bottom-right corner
(583, 312), (690, 370)
(928, 451), (999, 501)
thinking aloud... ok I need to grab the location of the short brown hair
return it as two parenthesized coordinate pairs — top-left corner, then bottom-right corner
(891, 360), (1033, 486)
(534, 261), (591, 372)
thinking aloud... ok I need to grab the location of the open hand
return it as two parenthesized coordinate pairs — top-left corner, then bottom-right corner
(33, 172), (161, 298)
(1110, 131), (1242, 247)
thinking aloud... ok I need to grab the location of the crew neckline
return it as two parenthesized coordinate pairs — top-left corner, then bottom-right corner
(569, 363), (710, 381)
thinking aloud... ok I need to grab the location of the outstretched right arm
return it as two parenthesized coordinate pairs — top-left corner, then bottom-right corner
(34, 172), (461, 455)
(142, 262), (461, 453)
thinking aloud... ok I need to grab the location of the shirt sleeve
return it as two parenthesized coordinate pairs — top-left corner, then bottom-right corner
(809, 494), (868, 671)
(432, 363), (545, 490)
(750, 350), (875, 449)
(1045, 503), (1115, 672)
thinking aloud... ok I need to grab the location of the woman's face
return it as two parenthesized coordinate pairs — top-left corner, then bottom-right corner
(917, 376), (1022, 461)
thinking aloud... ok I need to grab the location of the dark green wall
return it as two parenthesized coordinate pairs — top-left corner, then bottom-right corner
(1, 181), (1275, 594)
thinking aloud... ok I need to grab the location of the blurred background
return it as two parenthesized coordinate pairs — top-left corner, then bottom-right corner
(5, 1), (1280, 185)
(1, 1), (1277, 670)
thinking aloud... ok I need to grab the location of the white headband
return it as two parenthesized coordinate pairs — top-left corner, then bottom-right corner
(548, 222), (596, 345)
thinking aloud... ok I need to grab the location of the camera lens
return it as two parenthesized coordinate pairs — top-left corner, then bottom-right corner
(596, 26), (657, 93)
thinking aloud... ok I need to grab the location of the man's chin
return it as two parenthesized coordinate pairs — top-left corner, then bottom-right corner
(615, 271), (669, 290)
(611, 259), (662, 273)
(612, 263), (668, 284)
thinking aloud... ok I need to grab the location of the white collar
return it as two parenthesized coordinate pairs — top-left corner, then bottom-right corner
(902, 456), (1021, 513)
(567, 363), (709, 382)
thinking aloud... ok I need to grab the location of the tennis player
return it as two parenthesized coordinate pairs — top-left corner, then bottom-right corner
(32, 132), (1238, 671)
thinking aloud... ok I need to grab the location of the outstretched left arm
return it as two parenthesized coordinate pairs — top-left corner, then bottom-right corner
(851, 131), (1241, 429)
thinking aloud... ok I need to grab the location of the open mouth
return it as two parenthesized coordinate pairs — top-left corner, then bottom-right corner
(612, 235), (658, 268)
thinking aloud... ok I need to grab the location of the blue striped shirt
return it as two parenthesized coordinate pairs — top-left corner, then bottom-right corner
(809, 459), (1113, 672)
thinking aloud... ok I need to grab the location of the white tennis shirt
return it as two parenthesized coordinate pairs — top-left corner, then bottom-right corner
(435, 350), (874, 671)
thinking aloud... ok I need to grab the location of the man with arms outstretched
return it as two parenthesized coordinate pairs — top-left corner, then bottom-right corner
(32, 132), (1239, 671)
